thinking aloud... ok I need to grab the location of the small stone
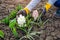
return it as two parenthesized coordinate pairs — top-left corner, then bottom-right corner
(46, 36), (53, 40)
(51, 32), (56, 36)
(39, 37), (44, 40)
(46, 26), (55, 32)
(56, 32), (60, 38)
(53, 36), (57, 39)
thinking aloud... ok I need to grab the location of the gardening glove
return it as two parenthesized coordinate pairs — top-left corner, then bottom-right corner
(43, 0), (57, 13)
(42, 3), (52, 14)
(41, 0), (57, 16)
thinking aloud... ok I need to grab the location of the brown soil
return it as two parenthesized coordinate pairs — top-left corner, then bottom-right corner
(0, 0), (60, 40)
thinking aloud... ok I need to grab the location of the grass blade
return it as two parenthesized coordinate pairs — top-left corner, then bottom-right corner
(12, 27), (18, 37)
(9, 18), (16, 29)
(43, 19), (49, 25)
(20, 36), (26, 40)
(0, 30), (4, 38)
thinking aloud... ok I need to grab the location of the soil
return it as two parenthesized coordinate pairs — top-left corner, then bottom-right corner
(0, 0), (60, 40)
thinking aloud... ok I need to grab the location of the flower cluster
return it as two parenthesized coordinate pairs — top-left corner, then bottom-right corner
(17, 14), (26, 26)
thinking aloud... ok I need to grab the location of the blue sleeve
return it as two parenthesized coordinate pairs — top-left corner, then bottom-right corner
(54, 0), (60, 8)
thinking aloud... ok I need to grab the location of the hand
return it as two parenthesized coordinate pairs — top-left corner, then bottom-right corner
(16, 10), (27, 26)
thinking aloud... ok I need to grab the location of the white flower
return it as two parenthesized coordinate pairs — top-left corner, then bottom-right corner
(17, 14), (26, 26)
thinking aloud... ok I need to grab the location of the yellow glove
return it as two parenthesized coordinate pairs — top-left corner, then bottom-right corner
(24, 7), (30, 14)
(45, 3), (52, 11)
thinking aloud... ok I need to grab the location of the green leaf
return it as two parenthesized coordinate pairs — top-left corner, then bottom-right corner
(39, 19), (43, 26)
(37, 13), (42, 21)
(16, 4), (22, 11)
(27, 19), (32, 26)
(0, 30), (4, 38)
(9, 18), (18, 37)
(43, 19), (49, 25)
(1, 17), (9, 24)
(12, 27), (18, 37)
(9, 10), (17, 19)
(17, 26), (27, 34)
(0, 20), (1, 23)
(9, 18), (16, 29)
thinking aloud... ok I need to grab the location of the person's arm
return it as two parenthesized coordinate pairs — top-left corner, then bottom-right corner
(24, 0), (41, 14)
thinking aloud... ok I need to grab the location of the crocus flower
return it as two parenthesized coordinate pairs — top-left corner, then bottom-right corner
(32, 10), (39, 20)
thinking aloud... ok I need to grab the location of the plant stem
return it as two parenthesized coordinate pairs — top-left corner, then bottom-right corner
(37, 13), (42, 21)
(31, 22), (40, 26)
(43, 19), (49, 25)
(0, 20), (2, 23)
(20, 28), (28, 34)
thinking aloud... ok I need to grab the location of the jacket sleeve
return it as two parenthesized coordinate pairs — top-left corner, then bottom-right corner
(48, 0), (57, 5)
(25, 0), (41, 11)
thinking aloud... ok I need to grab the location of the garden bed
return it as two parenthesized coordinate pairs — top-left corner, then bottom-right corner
(0, 0), (60, 40)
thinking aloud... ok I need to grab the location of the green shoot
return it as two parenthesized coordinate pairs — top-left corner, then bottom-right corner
(9, 18), (18, 37)
(0, 30), (4, 38)
(9, 10), (17, 19)
(1, 17), (9, 24)
(12, 27), (18, 38)
(31, 19), (49, 27)
(37, 13), (43, 21)
(9, 18), (16, 29)
(16, 4), (23, 11)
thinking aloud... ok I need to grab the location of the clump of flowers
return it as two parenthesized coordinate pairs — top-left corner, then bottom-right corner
(17, 14), (26, 26)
